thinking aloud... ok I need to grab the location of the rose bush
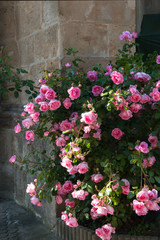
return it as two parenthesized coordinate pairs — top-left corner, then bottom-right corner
(10, 31), (160, 239)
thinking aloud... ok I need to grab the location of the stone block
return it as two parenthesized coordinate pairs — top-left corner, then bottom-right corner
(35, 24), (58, 61)
(59, 1), (135, 25)
(45, 58), (60, 72)
(61, 22), (109, 58)
(43, 1), (59, 25)
(15, 1), (42, 39)
(19, 36), (35, 67)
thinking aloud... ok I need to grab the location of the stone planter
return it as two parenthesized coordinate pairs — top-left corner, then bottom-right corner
(56, 218), (159, 240)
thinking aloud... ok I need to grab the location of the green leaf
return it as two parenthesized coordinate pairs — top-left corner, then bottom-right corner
(155, 176), (160, 184)
(127, 191), (135, 199)
(119, 180), (125, 186)
(14, 91), (19, 98)
(25, 90), (31, 94)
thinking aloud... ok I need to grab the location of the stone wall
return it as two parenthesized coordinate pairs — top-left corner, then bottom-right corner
(0, 0), (136, 230)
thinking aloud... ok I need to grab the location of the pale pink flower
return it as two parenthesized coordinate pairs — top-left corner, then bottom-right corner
(30, 112), (40, 123)
(72, 190), (89, 200)
(148, 189), (158, 200)
(139, 141), (149, 154)
(21, 112), (26, 117)
(96, 224), (115, 240)
(44, 131), (49, 137)
(105, 65), (112, 76)
(45, 88), (56, 100)
(156, 55), (160, 64)
(67, 166), (78, 175)
(137, 188), (149, 201)
(61, 157), (72, 169)
(140, 94), (150, 103)
(121, 179), (130, 195)
(24, 102), (35, 114)
(92, 85), (104, 97)
(84, 126), (91, 133)
(56, 195), (63, 204)
(61, 212), (68, 221)
(111, 128), (124, 140)
(146, 201), (160, 211)
(67, 87), (81, 100)
(110, 71), (124, 85)
(93, 130), (101, 140)
(48, 99), (61, 110)
(39, 102), (49, 111)
(26, 130), (34, 141)
(9, 155), (16, 163)
(30, 196), (42, 207)
(66, 217), (78, 227)
(22, 118), (34, 129)
(119, 110), (133, 120)
(14, 123), (21, 133)
(35, 94), (45, 104)
(56, 137), (66, 147)
(40, 84), (50, 95)
(65, 62), (71, 67)
(63, 98), (72, 109)
(156, 80), (160, 88)
(87, 71), (97, 81)
(120, 31), (133, 41)
(133, 200), (148, 215)
(26, 182), (36, 196)
(81, 111), (98, 125)
(77, 162), (89, 174)
(134, 72), (151, 82)
(62, 181), (73, 193)
(148, 134), (158, 145)
(91, 174), (103, 183)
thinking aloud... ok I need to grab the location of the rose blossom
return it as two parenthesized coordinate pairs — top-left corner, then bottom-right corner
(87, 71), (97, 81)
(26, 130), (34, 141)
(146, 201), (160, 211)
(39, 102), (49, 111)
(121, 179), (130, 195)
(133, 200), (148, 215)
(72, 190), (89, 200)
(156, 55), (160, 64)
(149, 88), (160, 102)
(130, 103), (142, 113)
(40, 84), (50, 95)
(135, 141), (149, 154)
(24, 102), (35, 114)
(130, 93), (141, 102)
(67, 166), (78, 175)
(35, 94), (45, 104)
(96, 224), (115, 240)
(111, 128), (124, 140)
(105, 64), (112, 76)
(119, 110), (133, 120)
(26, 182), (36, 196)
(81, 111), (97, 125)
(66, 217), (78, 227)
(156, 80), (160, 88)
(148, 134), (158, 145)
(120, 31), (133, 41)
(134, 72), (151, 82)
(61, 157), (72, 169)
(132, 32), (138, 38)
(60, 120), (73, 132)
(92, 85), (104, 96)
(56, 137), (66, 147)
(65, 62), (71, 67)
(30, 196), (42, 207)
(63, 98), (72, 109)
(56, 195), (63, 204)
(22, 118), (34, 129)
(65, 199), (75, 208)
(148, 189), (158, 200)
(14, 123), (21, 133)
(30, 112), (40, 123)
(9, 155), (16, 163)
(91, 174), (103, 183)
(77, 162), (89, 174)
(140, 94), (150, 104)
(136, 188), (149, 201)
(110, 71), (124, 85)
(67, 87), (81, 100)
(45, 88), (56, 100)
(48, 100), (61, 110)
(62, 181), (73, 193)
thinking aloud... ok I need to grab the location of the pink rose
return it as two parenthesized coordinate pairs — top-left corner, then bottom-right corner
(26, 130), (34, 141)
(146, 201), (160, 211)
(60, 120), (73, 132)
(45, 88), (56, 100)
(92, 85), (104, 96)
(134, 72), (151, 82)
(40, 84), (50, 95)
(130, 93), (141, 102)
(30, 112), (40, 122)
(137, 188), (149, 201)
(156, 80), (160, 88)
(156, 55), (160, 64)
(87, 71), (97, 81)
(132, 32), (138, 39)
(72, 190), (89, 200)
(61, 212), (68, 221)
(39, 102), (49, 111)
(139, 141), (149, 154)
(22, 117), (34, 129)
(110, 71), (124, 85)
(26, 182), (36, 196)
(148, 189), (158, 200)
(119, 110), (133, 120)
(63, 98), (72, 109)
(120, 31), (133, 41)
(149, 88), (160, 102)
(67, 87), (81, 100)
(48, 99), (61, 110)
(62, 181), (73, 193)
(96, 224), (115, 240)
(91, 174), (103, 183)
(56, 195), (63, 204)
(133, 200), (148, 215)
(130, 103), (142, 113)
(61, 157), (72, 169)
(111, 128), (124, 140)
(148, 135), (158, 145)
(35, 94), (45, 104)
(78, 162), (89, 174)
(14, 123), (21, 133)
(66, 217), (78, 227)
(67, 166), (78, 175)
(96, 206), (108, 216)
(30, 196), (42, 207)
(105, 64), (112, 76)
(65, 199), (75, 208)
(140, 94), (150, 104)
(81, 111), (98, 125)
(9, 155), (16, 163)
(121, 179), (130, 195)
(24, 103), (35, 114)
(56, 137), (66, 147)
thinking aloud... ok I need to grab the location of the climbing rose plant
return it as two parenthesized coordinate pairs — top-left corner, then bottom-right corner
(10, 31), (160, 240)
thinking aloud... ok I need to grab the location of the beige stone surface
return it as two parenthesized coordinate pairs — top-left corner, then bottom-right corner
(43, 1), (59, 25)
(19, 36), (35, 66)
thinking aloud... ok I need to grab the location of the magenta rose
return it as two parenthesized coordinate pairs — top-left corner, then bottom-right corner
(120, 31), (133, 41)
(14, 123), (21, 133)
(111, 128), (124, 140)
(9, 155), (16, 163)
(92, 85), (104, 96)
(130, 103), (142, 113)
(110, 71), (124, 85)
(67, 87), (81, 100)
(56, 195), (63, 204)
(26, 130), (34, 141)
(87, 71), (97, 81)
(62, 181), (73, 194)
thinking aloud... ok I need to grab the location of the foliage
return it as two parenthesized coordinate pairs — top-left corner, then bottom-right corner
(10, 31), (160, 239)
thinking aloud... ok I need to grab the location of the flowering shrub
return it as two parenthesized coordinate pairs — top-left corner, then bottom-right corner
(10, 31), (160, 239)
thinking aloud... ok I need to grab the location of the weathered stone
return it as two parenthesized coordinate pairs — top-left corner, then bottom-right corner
(19, 36), (35, 66)
(35, 24), (58, 61)
(43, 1), (59, 25)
